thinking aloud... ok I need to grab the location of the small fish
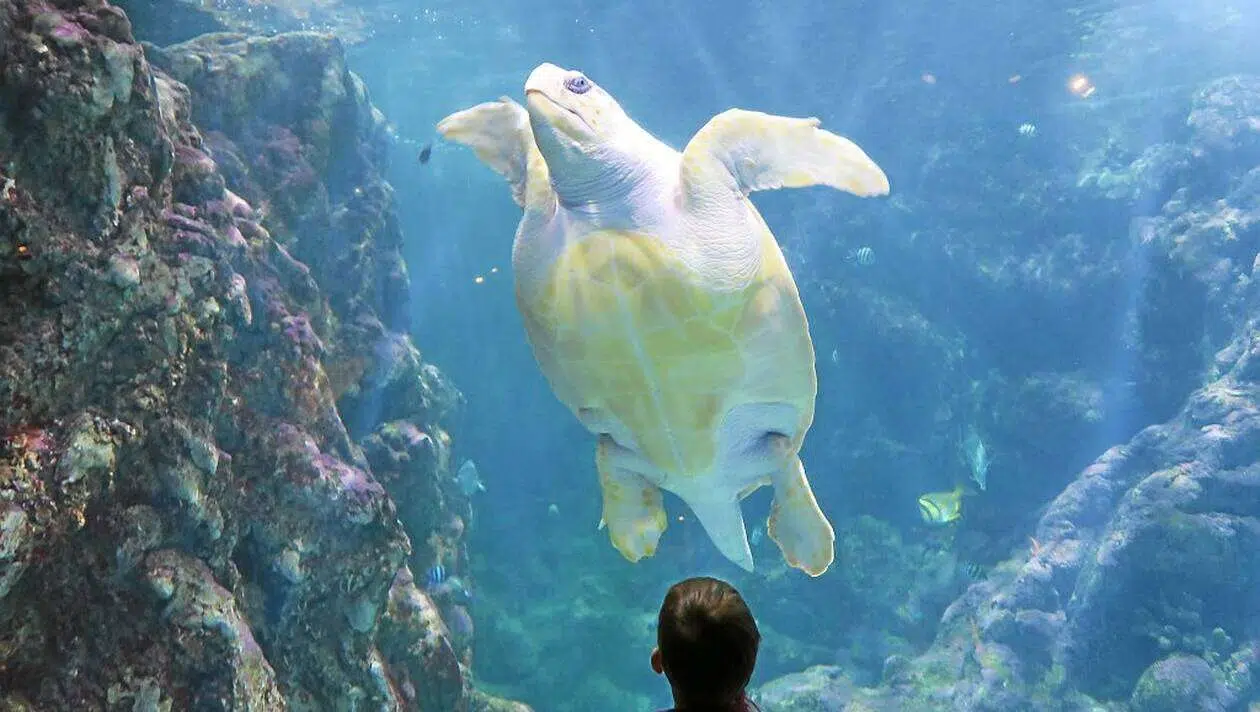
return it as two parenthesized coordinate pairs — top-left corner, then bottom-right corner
(959, 560), (987, 581)
(962, 428), (990, 491)
(846, 246), (875, 266)
(547, 503), (560, 516)
(1017, 122), (1037, 137)
(426, 564), (446, 589)
(918, 485), (964, 525)
(455, 459), (486, 496)
(418, 142), (433, 164)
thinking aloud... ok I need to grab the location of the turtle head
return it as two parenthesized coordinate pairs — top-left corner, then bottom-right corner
(524, 63), (645, 207)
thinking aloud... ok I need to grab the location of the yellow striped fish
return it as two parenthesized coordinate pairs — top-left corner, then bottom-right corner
(918, 485), (964, 525)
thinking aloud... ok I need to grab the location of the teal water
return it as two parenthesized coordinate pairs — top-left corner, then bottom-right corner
(156, 2), (1260, 709)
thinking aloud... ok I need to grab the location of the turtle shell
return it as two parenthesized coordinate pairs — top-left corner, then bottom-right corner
(516, 210), (816, 479)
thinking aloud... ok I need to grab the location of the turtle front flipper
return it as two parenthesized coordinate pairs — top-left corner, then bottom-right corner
(596, 436), (668, 563)
(679, 109), (889, 200)
(767, 453), (836, 577)
(436, 98), (555, 212)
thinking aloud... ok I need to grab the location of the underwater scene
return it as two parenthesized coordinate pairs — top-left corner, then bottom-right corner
(2, 0), (1260, 710)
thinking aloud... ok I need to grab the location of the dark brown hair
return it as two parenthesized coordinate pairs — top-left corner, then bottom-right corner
(657, 576), (761, 712)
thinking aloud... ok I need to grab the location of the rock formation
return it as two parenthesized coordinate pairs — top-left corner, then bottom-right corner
(0, 1), (526, 709)
(752, 72), (1260, 711)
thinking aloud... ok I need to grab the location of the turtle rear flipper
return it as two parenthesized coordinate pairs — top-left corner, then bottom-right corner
(767, 455), (835, 577)
(596, 435), (668, 562)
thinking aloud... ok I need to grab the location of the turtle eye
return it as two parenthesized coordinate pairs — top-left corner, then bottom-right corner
(564, 75), (592, 94)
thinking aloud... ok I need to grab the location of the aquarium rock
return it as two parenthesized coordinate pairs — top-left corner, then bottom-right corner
(0, 2), (523, 710)
(755, 69), (1260, 712)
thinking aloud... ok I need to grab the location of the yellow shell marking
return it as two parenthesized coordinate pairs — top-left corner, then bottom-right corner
(522, 228), (801, 476)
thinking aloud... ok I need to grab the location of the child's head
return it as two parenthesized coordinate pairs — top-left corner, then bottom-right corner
(651, 576), (760, 711)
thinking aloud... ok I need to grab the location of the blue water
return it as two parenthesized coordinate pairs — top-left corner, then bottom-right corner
(174, 2), (1260, 709)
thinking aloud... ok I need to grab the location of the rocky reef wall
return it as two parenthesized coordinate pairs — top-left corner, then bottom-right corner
(0, 1), (522, 710)
(755, 73), (1260, 711)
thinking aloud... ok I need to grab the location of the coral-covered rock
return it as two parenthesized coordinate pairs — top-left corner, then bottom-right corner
(1130, 654), (1229, 712)
(1187, 76), (1260, 156)
(752, 666), (859, 711)
(813, 278), (1260, 712)
(750, 71), (1260, 712)
(768, 276), (1260, 712)
(142, 549), (285, 709)
(378, 566), (465, 710)
(120, 0), (372, 45)
(0, 2), (525, 710)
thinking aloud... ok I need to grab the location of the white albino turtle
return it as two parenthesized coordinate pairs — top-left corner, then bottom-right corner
(437, 63), (888, 576)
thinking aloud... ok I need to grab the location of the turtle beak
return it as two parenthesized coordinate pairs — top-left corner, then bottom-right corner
(524, 63), (591, 143)
(523, 63), (565, 115)
(525, 62), (566, 92)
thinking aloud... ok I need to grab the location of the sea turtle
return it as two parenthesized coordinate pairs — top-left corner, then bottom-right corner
(437, 63), (889, 576)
